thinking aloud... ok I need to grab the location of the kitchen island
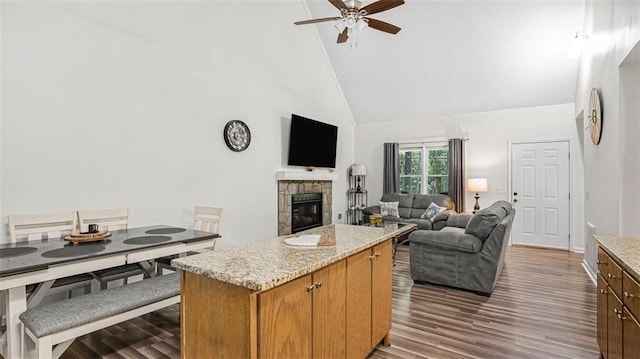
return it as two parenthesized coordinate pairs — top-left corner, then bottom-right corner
(172, 223), (416, 359)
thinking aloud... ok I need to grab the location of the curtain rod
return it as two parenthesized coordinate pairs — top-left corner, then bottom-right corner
(396, 136), (469, 145)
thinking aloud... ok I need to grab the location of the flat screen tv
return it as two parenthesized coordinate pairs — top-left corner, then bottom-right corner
(287, 114), (338, 169)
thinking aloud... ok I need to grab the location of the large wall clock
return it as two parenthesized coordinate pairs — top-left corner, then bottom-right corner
(589, 87), (603, 145)
(223, 120), (251, 152)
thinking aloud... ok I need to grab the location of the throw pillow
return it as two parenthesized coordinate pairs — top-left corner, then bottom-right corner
(379, 201), (400, 217)
(420, 202), (447, 221)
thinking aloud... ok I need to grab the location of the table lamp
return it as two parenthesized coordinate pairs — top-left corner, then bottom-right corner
(467, 178), (488, 214)
(350, 164), (366, 191)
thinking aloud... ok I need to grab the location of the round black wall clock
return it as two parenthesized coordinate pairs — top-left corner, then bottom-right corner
(589, 87), (603, 145)
(223, 120), (251, 152)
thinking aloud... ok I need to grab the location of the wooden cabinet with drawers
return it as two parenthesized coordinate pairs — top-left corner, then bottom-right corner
(597, 247), (640, 359)
(181, 238), (393, 358)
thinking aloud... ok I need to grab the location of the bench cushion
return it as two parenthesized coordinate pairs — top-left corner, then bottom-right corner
(20, 273), (179, 338)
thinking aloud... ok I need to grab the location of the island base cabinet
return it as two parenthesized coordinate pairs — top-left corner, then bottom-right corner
(346, 239), (392, 358)
(258, 274), (313, 359)
(180, 239), (391, 359)
(371, 239), (393, 347)
(180, 271), (258, 359)
(258, 260), (346, 359)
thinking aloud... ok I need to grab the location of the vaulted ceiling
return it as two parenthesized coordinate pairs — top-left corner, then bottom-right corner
(302, 0), (585, 124)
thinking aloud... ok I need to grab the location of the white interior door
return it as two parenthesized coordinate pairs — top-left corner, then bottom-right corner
(511, 141), (570, 249)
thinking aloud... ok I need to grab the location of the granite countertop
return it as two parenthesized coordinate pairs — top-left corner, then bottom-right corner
(594, 235), (640, 281)
(172, 223), (415, 292)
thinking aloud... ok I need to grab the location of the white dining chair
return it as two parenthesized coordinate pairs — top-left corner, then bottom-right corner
(156, 206), (224, 275)
(77, 208), (145, 291)
(6, 211), (95, 308)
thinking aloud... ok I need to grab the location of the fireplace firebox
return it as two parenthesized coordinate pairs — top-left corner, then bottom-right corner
(291, 193), (322, 233)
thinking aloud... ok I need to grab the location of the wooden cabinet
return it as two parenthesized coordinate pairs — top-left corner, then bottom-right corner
(623, 307), (640, 359)
(597, 274), (608, 357)
(597, 247), (640, 359)
(346, 239), (392, 357)
(371, 240), (393, 347)
(258, 260), (346, 358)
(258, 274), (313, 358)
(607, 291), (623, 359)
(181, 239), (391, 359)
(311, 260), (346, 358)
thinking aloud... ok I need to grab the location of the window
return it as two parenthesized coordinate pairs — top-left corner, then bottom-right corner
(399, 144), (448, 195)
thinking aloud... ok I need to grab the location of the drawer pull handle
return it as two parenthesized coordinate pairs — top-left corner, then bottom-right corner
(315, 281), (323, 288)
(617, 312), (626, 321)
(607, 273), (616, 279)
(306, 285), (314, 292)
(624, 291), (635, 299)
(368, 255), (375, 260)
(597, 260), (607, 265)
(600, 288), (608, 294)
(374, 252), (381, 257)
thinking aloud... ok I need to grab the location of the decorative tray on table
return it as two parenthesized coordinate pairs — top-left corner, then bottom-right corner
(64, 231), (112, 246)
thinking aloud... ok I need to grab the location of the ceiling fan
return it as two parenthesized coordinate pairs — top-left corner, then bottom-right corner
(294, 0), (405, 44)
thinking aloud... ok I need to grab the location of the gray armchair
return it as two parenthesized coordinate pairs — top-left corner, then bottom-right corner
(408, 200), (516, 295)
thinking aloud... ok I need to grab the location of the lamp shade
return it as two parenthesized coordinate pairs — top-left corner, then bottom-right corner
(350, 164), (366, 176)
(467, 178), (488, 193)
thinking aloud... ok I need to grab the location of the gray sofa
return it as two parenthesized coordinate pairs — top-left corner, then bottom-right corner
(409, 200), (516, 295)
(362, 193), (456, 230)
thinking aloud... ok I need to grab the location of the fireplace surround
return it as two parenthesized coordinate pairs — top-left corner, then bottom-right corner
(278, 180), (332, 236)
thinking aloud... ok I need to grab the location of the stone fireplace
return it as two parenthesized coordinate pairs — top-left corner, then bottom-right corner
(278, 180), (332, 236)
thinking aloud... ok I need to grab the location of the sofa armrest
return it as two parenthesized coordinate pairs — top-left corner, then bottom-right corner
(362, 206), (380, 216)
(409, 229), (483, 253)
(446, 213), (473, 228)
(431, 209), (456, 230)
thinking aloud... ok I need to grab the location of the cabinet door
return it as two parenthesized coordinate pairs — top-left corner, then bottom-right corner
(259, 274), (312, 359)
(597, 275), (608, 358)
(608, 292), (624, 359)
(346, 248), (373, 358)
(623, 307), (640, 359)
(312, 259), (346, 359)
(371, 239), (393, 348)
(622, 271), (640, 319)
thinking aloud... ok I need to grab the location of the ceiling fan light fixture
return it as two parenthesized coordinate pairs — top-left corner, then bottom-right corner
(345, 14), (357, 28)
(357, 18), (368, 30)
(335, 20), (347, 32)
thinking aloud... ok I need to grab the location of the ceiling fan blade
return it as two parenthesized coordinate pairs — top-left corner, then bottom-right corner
(328, 0), (348, 11)
(294, 17), (342, 25)
(360, 0), (405, 16)
(365, 17), (401, 34)
(337, 28), (349, 43)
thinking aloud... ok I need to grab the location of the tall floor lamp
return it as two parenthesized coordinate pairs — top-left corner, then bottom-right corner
(467, 178), (488, 214)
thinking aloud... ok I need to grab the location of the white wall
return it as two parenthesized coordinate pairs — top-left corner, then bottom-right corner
(0, 1), (355, 245)
(575, 0), (640, 237)
(355, 103), (587, 252)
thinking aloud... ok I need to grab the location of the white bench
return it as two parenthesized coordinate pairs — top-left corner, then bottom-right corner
(19, 273), (180, 359)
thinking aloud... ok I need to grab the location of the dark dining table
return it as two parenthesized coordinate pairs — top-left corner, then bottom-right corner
(0, 225), (219, 359)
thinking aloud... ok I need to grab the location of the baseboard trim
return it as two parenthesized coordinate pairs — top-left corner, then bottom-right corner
(582, 259), (597, 285)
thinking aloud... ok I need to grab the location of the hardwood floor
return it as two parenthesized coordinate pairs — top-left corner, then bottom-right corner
(59, 245), (599, 359)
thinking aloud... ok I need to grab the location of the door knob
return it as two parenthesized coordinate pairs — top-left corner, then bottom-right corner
(513, 192), (518, 196)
